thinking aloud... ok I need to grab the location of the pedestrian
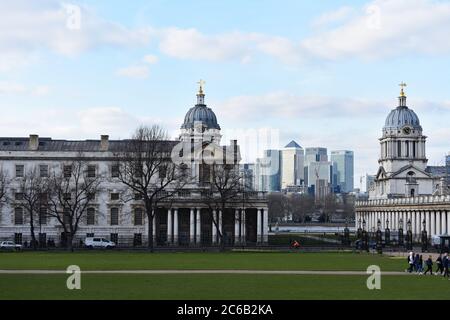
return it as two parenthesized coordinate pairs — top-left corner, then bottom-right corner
(418, 255), (424, 274)
(424, 255), (433, 275)
(407, 252), (415, 273)
(414, 253), (420, 273)
(443, 253), (449, 279)
(436, 254), (444, 275)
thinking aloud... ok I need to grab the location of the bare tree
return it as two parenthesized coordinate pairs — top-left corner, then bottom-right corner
(115, 125), (188, 252)
(17, 168), (47, 250)
(46, 156), (101, 252)
(0, 167), (9, 204)
(202, 163), (243, 250)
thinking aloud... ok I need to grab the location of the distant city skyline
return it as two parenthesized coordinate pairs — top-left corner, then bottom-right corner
(0, 0), (449, 190)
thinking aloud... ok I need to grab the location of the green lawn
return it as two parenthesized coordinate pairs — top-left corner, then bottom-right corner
(0, 251), (406, 271)
(1, 274), (449, 300)
(1, 251), (443, 300)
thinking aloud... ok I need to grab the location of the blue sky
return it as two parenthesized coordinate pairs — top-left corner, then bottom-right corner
(1, 0), (450, 189)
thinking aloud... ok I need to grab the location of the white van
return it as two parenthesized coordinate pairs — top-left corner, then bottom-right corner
(84, 237), (116, 249)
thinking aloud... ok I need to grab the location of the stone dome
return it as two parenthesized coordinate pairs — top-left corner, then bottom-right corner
(384, 106), (421, 131)
(181, 104), (220, 130)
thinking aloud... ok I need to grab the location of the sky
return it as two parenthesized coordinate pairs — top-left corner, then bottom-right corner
(0, 0), (450, 190)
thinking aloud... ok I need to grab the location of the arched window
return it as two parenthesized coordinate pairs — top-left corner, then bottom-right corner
(406, 171), (416, 184)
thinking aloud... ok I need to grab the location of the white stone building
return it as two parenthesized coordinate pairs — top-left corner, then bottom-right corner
(356, 85), (449, 237)
(0, 85), (269, 247)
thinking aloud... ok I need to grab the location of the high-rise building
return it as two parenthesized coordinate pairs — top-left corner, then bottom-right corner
(304, 147), (327, 186)
(330, 150), (354, 193)
(240, 163), (256, 191)
(256, 149), (281, 192)
(281, 141), (304, 189)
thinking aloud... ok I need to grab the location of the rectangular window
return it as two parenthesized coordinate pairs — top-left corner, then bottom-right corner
(111, 164), (120, 178)
(86, 233), (94, 238)
(63, 165), (72, 178)
(133, 233), (142, 246)
(406, 141), (409, 157)
(159, 165), (167, 179)
(39, 164), (49, 178)
(87, 165), (96, 178)
(110, 233), (118, 244)
(15, 193), (24, 201)
(413, 142), (417, 158)
(14, 233), (22, 245)
(39, 207), (47, 225)
(134, 193), (143, 200)
(110, 207), (119, 225)
(14, 207), (24, 225)
(397, 141), (401, 157)
(15, 165), (24, 178)
(86, 208), (95, 225)
(110, 193), (120, 201)
(134, 208), (143, 226)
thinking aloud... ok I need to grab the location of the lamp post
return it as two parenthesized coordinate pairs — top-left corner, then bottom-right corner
(343, 218), (350, 246)
(357, 217), (362, 242)
(406, 219), (413, 251)
(398, 217), (404, 247)
(362, 219), (369, 252)
(385, 218), (390, 247)
(421, 218), (428, 252)
(376, 219), (383, 254)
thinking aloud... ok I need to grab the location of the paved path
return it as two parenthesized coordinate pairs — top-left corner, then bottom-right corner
(0, 269), (411, 275)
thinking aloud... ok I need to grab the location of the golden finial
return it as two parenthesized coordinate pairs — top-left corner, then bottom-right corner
(197, 79), (205, 95)
(399, 82), (407, 97)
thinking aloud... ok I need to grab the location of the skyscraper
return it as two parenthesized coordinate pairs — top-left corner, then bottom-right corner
(304, 147), (327, 186)
(256, 149), (281, 192)
(281, 141), (304, 189)
(330, 150), (354, 193)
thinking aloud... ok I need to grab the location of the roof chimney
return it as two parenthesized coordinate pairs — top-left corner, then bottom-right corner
(100, 135), (109, 151)
(29, 134), (39, 151)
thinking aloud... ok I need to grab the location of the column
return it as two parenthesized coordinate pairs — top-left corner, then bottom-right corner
(196, 208), (201, 244)
(152, 210), (156, 243)
(425, 211), (431, 235)
(437, 211), (442, 235)
(212, 210), (217, 244)
(190, 208), (195, 244)
(441, 211), (446, 234)
(241, 209), (246, 244)
(218, 210), (223, 244)
(234, 209), (240, 245)
(418, 211), (423, 234)
(167, 209), (172, 245)
(431, 211), (436, 236)
(263, 208), (268, 243)
(257, 208), (262, 243)
(445, 211), (449, 235)
(173, 208), (179, 245)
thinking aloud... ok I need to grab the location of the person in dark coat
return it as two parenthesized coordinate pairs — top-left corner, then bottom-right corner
(414, 253), (420, 273)
(443, 253), (449, 279)
(436, 254), (444, 275)
(424, 255), (433, 275)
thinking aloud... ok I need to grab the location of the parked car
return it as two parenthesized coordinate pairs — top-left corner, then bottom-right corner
(0, 241), (22, 251)
(84, 237), (116, 249)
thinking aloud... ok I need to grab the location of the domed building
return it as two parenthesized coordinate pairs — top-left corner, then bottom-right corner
(369, 85), (433, 199)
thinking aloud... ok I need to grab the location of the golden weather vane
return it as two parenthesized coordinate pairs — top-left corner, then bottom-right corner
(399, 82), (407, 97)
(197, 79), (205, 94)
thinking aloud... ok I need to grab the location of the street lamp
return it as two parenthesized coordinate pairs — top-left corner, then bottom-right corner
(362, 219), (369, 252)
(357, 218), (362, 242)
(376, 219), (383, 254)
(406, 219), (413, 250)
(421, 218), (428, 252)
(343, 218), (350, 246)
(398, 217), (404, 247)
(385, 218), (391, 247)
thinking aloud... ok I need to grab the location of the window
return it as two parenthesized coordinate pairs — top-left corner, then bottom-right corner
(134, 208), (143, 226)
(110, 193), (120, 201)
(87, 165), (96, 178)
(405, 141), (409, 158)
(397, 141), (401, 157)
(86, 208), (95, 225)
(86, 233), (94, 238)
(110, 233), (118, 244)
(87, 192), (96, 201)
(15, 193), (24, 201)
(110, 207), (119, 225)
(14, 233), (22, 245)
(39, 207), (47, 225)
(15, 165), (24, 178)
(159, 165), (167, 179)
(39, 164), (49, 177)
(63, 207), (71, 224)
(14, 207), (24, 225)
(63, 165), (72, 178)
(413, 142), (417, 158)
(63, 193), (71, 201)
(134, 193), (143, 200)
(111, 164), (120, 178)
(133, 233), (142, 246)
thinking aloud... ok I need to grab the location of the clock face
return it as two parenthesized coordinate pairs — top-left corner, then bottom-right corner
(403, 127), (411, 135)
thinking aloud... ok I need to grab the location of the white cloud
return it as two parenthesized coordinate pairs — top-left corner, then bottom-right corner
(143, 54), (159, 64)
(116, 65), (149, 79)
(0, 0), (152, 72)
(312, 6), (356, 28)
(0, 82), (50, 96)
(301, 0), (450, 60)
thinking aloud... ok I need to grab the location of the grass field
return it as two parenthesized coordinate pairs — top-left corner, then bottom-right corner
(0, 251), (448, 300)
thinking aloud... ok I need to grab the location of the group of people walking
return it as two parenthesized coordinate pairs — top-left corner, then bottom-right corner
(407, 252), (450, 278)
